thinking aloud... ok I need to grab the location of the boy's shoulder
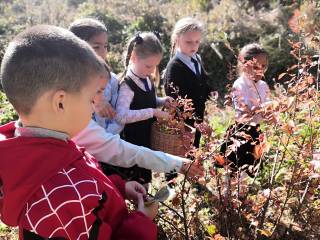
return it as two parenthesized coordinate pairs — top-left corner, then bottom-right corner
(0, 123), (86, 226)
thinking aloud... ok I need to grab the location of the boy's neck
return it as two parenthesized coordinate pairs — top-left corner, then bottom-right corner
(15, 121), (69, 140)
(19, 112), (70, 139)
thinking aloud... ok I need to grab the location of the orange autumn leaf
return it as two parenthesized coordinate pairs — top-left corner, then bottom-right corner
(282, 120), (295, 134)
(253, 145), (263, 160)
(214, 154), (226, 166)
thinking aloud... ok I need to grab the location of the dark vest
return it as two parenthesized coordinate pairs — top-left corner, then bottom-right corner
(122, 76), (156, 148)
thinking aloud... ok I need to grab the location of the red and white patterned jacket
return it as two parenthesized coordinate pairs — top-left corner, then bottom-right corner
(0, 121), (156, 239)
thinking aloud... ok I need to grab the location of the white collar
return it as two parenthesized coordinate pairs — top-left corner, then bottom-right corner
(14, 120), (69, 141)
(127, 68), (147, 80)
(241, 74), (262, 85)
(176, 50), (198, 62)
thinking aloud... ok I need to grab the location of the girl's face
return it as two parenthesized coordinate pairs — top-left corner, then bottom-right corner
(92, 79), (107, 107)
(88, 32), (108, 59)
(243, 54), (268, 81)
(131, 53), (162, 78)
(176, 30), (202, 57)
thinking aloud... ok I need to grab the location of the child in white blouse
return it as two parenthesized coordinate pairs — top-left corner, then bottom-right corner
(233, 43), (271, 123)
(105, 32), (172, 186)
(112, 32), (171, 135)
(220, 43), (270, 176)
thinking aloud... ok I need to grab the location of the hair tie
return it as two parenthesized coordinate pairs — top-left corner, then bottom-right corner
(134, 32), (143, 44)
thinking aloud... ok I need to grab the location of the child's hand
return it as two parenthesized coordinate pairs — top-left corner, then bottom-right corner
(163, 96), (174, 108)
(137, 194), (159, 220)
(125, 181), (146, 203)
(180, 160), (204, 179)
(153, 109), (170, 120)
(93, 100), (116, 119)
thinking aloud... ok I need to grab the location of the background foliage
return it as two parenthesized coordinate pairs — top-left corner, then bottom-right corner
(0, 0), (309, 97)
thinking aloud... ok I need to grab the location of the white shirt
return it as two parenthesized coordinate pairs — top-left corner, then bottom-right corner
(108, 67), (166, 134)
(72, 120), (184, 173)
(232, 75), (271, 123)
(175, 50), (202, 75)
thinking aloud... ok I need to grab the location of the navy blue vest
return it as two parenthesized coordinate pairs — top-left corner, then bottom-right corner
(122, 76), (156, 148)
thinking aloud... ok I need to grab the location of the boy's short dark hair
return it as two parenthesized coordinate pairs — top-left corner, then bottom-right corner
(69, 18), (107, 42)
(0, 25), (106, 115)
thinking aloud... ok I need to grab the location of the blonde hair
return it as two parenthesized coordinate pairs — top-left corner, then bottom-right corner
(170, 17), (204, 58)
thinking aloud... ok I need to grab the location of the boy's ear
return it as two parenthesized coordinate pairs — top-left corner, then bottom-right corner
(52, 90), (67, 113)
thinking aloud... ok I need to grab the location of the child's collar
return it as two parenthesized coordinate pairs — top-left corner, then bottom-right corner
(127, 68), (149, 81)
(241, 74), (260, 84)
(14, 120), (69, 141)
(176, 50), (197, 61)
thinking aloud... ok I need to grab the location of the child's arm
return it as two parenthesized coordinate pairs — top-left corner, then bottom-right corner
(156, 95), (174, 108)
(107, 177), (158, 240)
(72, 120), (203, 178)
(114, 83), (168, 127)
(93, 73), (119, 122)
(105, 120), (124, 134)
(113, 210), (157, 240)
(115, 83), (153, 124)
(93, 98), (116, 119)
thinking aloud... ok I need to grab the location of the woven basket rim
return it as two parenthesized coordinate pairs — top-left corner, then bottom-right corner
(152, 122), (195, 136)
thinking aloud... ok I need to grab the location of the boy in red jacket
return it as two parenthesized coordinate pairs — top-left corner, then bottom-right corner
(0, 25), (158, 240)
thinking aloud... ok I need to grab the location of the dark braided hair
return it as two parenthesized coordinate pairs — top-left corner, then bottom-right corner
(68, 18), (107, 42)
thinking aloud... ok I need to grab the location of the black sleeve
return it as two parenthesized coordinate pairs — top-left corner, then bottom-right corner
(164, 61), (189, 99)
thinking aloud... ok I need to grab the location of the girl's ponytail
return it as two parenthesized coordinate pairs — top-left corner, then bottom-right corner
(170, 41), (176, 59)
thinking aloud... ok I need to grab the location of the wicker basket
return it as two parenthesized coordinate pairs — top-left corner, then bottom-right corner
(150, 122), (195, 156)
